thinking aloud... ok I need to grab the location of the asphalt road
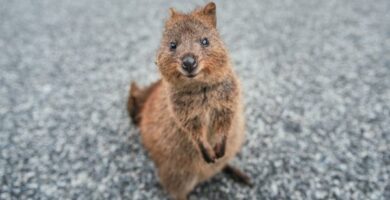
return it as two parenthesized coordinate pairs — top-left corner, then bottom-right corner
(1, 0), (390, 199)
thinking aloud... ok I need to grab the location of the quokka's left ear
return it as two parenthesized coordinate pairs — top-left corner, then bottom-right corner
(203, 2), (216, 16)
(197, 2), (217, 28)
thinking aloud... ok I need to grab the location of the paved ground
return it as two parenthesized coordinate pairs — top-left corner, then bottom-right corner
(1, 0), (390, 199)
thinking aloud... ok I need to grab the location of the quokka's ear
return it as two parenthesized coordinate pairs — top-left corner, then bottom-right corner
(169, 7), (178, 18)
(200, 2), (216, 27)
(203, 2), (216, 16)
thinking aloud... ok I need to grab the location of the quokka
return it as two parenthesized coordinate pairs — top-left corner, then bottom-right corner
(128, 2), (251, 199)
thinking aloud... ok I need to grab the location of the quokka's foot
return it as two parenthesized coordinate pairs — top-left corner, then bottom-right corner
(223, 164), (253, 187)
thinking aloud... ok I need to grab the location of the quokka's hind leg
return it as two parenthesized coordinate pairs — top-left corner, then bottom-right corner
(158, 168), (198, 200)
(223, 164), (253, 187)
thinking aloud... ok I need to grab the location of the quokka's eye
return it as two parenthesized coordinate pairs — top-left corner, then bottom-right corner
(169, 42), (177, 51)
(201, 38), (209, 47)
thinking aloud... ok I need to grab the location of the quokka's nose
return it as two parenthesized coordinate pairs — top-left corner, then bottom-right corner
(181, 55), (197, 73)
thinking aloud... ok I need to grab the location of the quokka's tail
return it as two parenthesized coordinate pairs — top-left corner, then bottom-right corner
(127, 80), (161, 125)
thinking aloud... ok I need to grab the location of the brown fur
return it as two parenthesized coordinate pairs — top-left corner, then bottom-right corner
(127, 2), (249, 199)
(127, 80), (161, 124)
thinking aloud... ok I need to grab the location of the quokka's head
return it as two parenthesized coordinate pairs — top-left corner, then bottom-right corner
(156, 2), (230, 85)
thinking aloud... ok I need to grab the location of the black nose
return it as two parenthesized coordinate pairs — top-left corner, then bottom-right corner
(182, 55), (197, 73)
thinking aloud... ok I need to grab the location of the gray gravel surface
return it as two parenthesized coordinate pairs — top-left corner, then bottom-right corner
(1, 0), (390, 199)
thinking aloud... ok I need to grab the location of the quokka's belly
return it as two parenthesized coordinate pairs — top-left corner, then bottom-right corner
(139, 85), (246, 183)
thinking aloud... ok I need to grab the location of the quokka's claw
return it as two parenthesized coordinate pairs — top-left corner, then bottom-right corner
(214, 135), (226, 159)
(197, 140), (216, 163)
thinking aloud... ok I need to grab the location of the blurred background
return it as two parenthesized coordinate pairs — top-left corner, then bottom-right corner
(1, 0), (389, 199)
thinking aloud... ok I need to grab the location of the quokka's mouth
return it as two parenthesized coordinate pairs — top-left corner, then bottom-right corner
(180, 70), (199, 78)
(185, 74), (197, 78)
(178, 67), (200, 79)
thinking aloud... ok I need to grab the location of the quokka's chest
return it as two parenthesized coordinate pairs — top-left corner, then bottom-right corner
(172, 80), (235, 104)
(170, 89), (226, 113)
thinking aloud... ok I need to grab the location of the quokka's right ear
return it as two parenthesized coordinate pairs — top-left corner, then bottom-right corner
(169, 7), (178, 18)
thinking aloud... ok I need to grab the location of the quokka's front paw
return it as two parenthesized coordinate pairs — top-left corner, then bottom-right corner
(197, 140), (216, 163)
(213, 135), (226, 159)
